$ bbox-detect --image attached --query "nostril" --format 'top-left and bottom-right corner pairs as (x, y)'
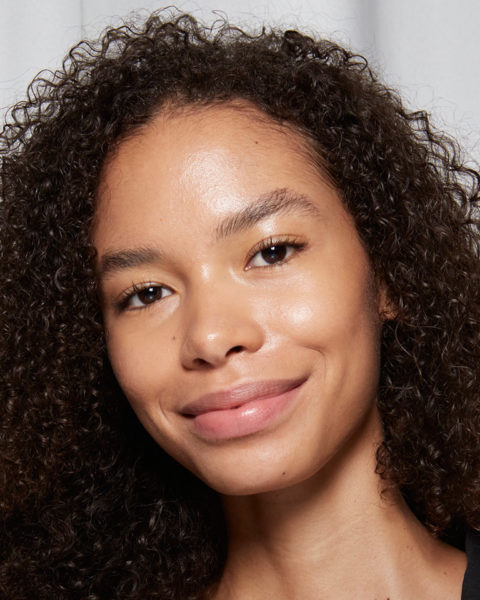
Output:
(186, 344), (249, 370)
(192, 357), (210, 368)
(227, 345), (244, 356)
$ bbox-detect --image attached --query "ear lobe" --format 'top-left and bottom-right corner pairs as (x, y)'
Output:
(377, 284), (397, 321)
(380, 303), (397, 321)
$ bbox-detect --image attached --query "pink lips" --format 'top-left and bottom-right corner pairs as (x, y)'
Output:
(181, 378), (305, 440)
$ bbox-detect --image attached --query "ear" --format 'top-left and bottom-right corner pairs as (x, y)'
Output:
(377, 281), (397, 321)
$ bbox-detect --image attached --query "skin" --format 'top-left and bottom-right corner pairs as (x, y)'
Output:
(93, 102), (466, 599)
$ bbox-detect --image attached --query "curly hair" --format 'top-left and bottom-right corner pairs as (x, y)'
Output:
(1, 9), (480, 599)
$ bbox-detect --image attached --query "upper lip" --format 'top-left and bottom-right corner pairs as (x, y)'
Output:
(181, 377), (306, 416)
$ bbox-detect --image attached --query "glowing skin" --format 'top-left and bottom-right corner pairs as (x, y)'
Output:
(93, 104), (466, 600)
(94, 104), (384, 495)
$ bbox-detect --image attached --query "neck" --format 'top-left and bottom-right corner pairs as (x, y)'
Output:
(213, 411), (465, 600)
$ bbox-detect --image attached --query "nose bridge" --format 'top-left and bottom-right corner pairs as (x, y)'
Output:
(180, 272), (263, 368)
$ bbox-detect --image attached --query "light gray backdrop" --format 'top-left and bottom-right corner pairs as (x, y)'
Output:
(1, 0), (479, 162)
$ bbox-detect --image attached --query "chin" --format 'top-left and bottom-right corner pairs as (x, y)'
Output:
(205, 474), (298, 497)
(189, 452), (319, 497)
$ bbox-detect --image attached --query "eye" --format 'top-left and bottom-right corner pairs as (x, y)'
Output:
(119, 284), (173, 311)
(247, 237), (305, 269)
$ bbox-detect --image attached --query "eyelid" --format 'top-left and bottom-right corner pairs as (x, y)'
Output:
(115, 281), (173, 312)
(245, 235), (307, 269)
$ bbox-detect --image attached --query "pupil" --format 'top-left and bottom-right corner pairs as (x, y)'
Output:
(140, 286), (160, 303)
(261, 245), (287, 264)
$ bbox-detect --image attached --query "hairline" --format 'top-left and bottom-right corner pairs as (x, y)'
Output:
(98, 96), (336, 194)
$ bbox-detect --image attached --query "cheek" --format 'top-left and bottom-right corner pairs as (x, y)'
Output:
(266, 259), (382, 407)
(264, 258), (379, 348)
(105, 321), (177, 408)
(105, 325), (195, 464)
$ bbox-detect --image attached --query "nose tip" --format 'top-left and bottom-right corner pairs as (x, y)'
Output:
(180, 314), (264, 370)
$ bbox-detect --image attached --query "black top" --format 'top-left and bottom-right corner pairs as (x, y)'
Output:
(462, 528), (480, 599)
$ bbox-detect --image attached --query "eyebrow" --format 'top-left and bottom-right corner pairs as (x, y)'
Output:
(98, 246), (164, 281)
(215, 187), (321, 240)
(98, 187), (321, 280)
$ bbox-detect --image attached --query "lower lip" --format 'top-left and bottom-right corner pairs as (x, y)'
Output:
(189, 383), (304, 441)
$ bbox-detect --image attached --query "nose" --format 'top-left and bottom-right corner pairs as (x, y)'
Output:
(180, 287), (264, 370)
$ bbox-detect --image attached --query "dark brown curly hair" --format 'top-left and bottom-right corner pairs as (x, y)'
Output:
(1, 9), (480, 600)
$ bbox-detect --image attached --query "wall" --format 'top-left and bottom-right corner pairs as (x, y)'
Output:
(1, 0), (479, 161)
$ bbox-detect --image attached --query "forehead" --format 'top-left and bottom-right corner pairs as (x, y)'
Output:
(93, 102), (338, 249)
(98, 101), (321, 194)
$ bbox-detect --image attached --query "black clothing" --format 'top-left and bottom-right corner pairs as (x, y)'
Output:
(462, 528), (480, 599)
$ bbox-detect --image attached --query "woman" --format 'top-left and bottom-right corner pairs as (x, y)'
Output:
(1, 9), (480, 600)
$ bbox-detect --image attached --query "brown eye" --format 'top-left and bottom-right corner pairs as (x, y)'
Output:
(249, 243), (295, 268)
(123, 285), (173, 310)
(261, 245), (288, 264)
(138, 286), (165, 304)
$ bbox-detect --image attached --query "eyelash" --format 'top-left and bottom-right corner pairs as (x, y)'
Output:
(246, 235), (306, 269)
(116, 235), (306, 312)
(116, 281), (173, 312)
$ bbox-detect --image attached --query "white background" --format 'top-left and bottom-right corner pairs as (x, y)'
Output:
(1, 0), (479, 162)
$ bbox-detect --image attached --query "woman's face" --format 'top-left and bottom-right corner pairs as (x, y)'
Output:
(93, 103), (385, 495)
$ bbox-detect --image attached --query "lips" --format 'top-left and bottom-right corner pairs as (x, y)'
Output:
(181, 377), (306, 440)
(182, 377), (306, 416)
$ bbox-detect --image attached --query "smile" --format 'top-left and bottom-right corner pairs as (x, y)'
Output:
(181, 377), (306, 440)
